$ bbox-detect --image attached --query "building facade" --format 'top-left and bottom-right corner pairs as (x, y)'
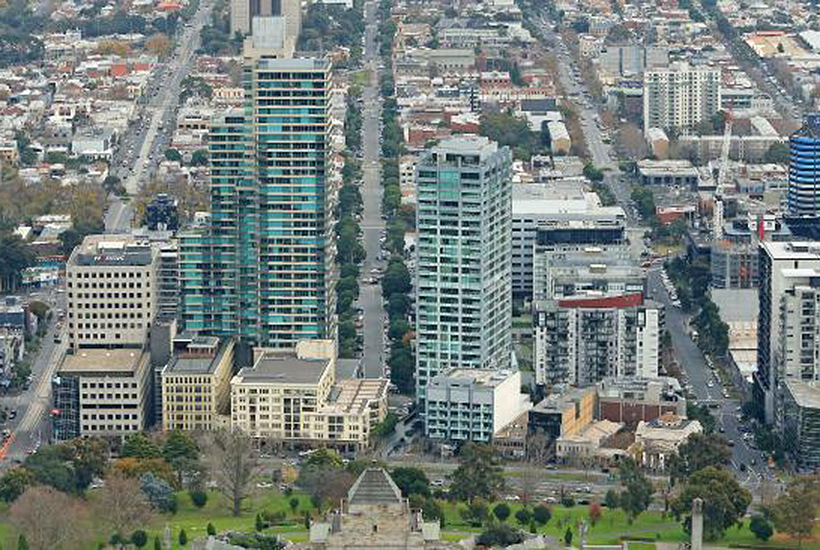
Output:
(425, 369), (531, 443)
(786, 115), (820, 218)
(534, 295), (662, 387)
(231, 340), (388, 451)
(532, 248), (644, 303)
(415, 136), (513, 408)
(643, 63), (720, 133)
(528, 386), (597, 441)
(66, 235), (158, 351)
(180, 46), (337, 352)
(782, 380), (820, 471)
(755, 242), (820, 424)
(511, 181), (626, 299)
(52, 349), (152, 440)
(230, 0), (301, 39)
(711, 241), (759, 289)
(596, 376), (686, 424)
(161, 335), (235, 431)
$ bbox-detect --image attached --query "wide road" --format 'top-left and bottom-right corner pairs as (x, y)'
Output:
(125, 0), (212, 194)
(358, 0), (387, 379)
(646, 268), (775, 494)
(104, 198), (133, 234)
(534, 10), (776, 496)
(0, 287), (66, 466)
(534, 16), (639, 226)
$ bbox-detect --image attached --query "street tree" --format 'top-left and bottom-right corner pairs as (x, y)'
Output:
(449, 443), (505, 503)
(162, 430), (201, 487)
(515, 508), (532, 526)
(618, 460), (654, 523)
(164, 149), (182, 162)
(770, 476), (820, 548)
(460, 501), (490, 527)
(131, 530), (148, 549)
(62, 436), (109, 491)
(749, 515), (773, 541)
(615, 122), (648, 159)
(670, 467), (752, 541)
(390, 467), (430, 497)
(139, 472), (177, 513)
(493, 503), (511, 522)
(191, 149), (208, 166)
(604, 489), (619, 509)
(381, 258), (411, 298)
(95, 473), (154, 541)
(589, 503), (602, 527)
(0, 233), (34, 292)
(0, 468), (34, 502)
(146, 33), (171, 58)
(667, 433), (731, 484)
(10, 486), (91, 550)
(207, 429), (261, 516)
(533, 504), (551, 526)
(121, 433), (162, 459)
(298, 467), (354, 511)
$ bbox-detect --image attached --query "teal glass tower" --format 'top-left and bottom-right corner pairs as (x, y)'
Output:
(414, 136), (513, 409)
(180, 39), (336, 350)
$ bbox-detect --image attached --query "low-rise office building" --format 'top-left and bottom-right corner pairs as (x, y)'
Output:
(161, 335), (235, 432)
(528, 386), (597, 441)
(637, 160), (700, 188)
(556, 419), (622, 462)
(425, 369), (532, 443)
(596, 377), (686, 424)
(231, 340), (388, 451)
(52, 348), (152, 441)
(711, 240), (759, 289)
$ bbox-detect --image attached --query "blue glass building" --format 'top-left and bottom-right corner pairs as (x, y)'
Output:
(180, 41), (336, 351)
(787, 115), (820, 218)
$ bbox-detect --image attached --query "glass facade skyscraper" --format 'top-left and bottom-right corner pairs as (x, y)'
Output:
(180, 52), (336, 351)
(787, 115), (820, 218)
(414, 136), (513, 409)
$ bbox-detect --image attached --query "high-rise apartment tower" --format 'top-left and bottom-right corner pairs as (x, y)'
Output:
(414, 136), (513, 409)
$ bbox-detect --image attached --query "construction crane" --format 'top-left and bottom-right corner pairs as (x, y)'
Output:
(713, 112), (733, 241)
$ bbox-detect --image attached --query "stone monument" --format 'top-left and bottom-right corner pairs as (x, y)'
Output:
(691, 498), (703, 550)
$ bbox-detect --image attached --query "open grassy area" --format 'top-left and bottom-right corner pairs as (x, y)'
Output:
(4, 488), (820, 549)
(137, 490), (313, 549)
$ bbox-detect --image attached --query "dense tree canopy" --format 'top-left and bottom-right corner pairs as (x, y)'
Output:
(670, 467), (752, 541)
(449, 444), (505, 503)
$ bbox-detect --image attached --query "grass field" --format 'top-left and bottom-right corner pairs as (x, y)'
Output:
(4, 489), (820, 549)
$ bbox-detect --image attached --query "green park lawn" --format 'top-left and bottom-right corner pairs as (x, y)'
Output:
(139, 490), (313, 549)
(4, 488), (820, 550)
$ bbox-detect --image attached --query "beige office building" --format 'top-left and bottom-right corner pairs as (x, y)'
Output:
(56, 348), (152, 437)
(231, 340), (388, 451)
(66, 235), (158, 351)
(162, 335), (235, 431)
